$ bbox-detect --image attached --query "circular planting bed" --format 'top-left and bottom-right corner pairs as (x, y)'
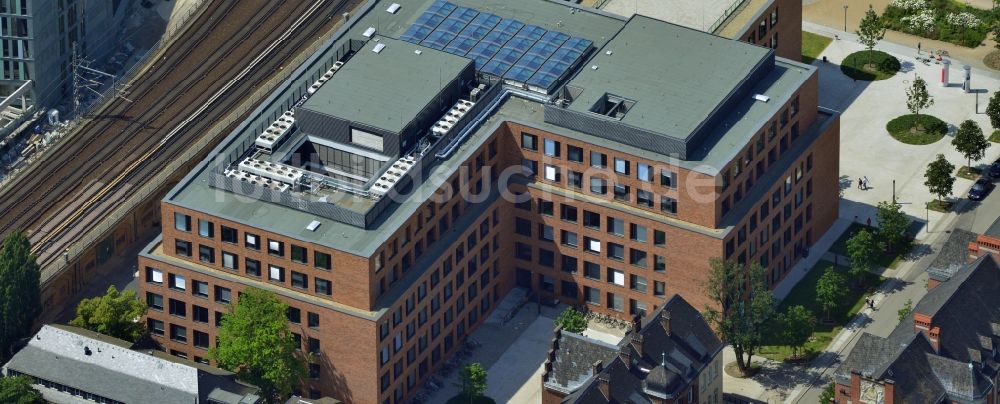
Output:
(986, 50), (1000, 71)
(841, 50), (901, 81)
(886, 114), (948, 145)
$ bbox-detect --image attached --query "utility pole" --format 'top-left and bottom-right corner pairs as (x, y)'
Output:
(71, 42), (132, 119)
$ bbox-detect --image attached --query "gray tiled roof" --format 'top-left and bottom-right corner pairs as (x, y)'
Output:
(835, 255), (1000, 401)
(546, 295), (722, 403)
(927, 229), (976, 281)
(1, 325), (259, 404)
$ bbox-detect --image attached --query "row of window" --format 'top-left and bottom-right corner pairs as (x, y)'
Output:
(173, 213), (333, 270)
(526, 161), (680, 214)
(515, 201), (669, 245)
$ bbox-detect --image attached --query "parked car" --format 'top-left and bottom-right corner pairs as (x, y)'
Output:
(989, 158), (1000, 178)
(969, 178), (994, 201)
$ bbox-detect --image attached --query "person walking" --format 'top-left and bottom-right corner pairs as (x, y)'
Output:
(863, 176), (870, 190)
(867, 217), (872, 227)
(918, 42), (922, 54)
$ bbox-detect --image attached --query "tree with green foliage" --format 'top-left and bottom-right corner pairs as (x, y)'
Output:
(69, 285), (147, 342)
(554, 308), (587, 333)
(953, 120), (989, 170)
(924, 154), (956, 204)
(816, 267), (848, 322)
(775, 305), (815, 360)
(209, 288), (306, 403)
(704, 258), (774, 376)
(0, 375), (42, 404)
(820, 382), (836, 403)
(905, 76), (933, 120)
(876, 201), (909, 253)
(846, 229), (876, 283)
(0, 231), (41, 362)
(898, 299), (913, 323)
(856, 5), (887, 66)
(986, 92), (1000, 130)
(458, 363), (488, 403)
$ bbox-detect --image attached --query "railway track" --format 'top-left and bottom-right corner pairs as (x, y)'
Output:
(0, 0), (358, 266)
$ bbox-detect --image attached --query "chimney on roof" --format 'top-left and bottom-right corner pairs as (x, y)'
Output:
(619, 349), (632, 371)
(631, 334), (644, 358)
(661, 311), (672, 336)
(884, 379), (895, 402)
(631, 314), (642, 334)
(597, 375), (610, 400)
(591, 360), (603, 376)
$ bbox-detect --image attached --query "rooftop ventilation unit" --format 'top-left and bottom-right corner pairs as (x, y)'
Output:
(429, 99), (475, 138)
(225, 168), (291, 192)
(306, 220), (321, 231)
(372, 43), (386, 53)
(255, 111), (296, 152)
(387, 3), (401, 13)
(372, 155), (417, 196)
(238, 157), (304, 185)
(363, 27), (377, 38)
(752, 94), (770, 103)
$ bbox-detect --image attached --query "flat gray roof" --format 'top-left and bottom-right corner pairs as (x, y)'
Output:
(564, 14), (771, 143)
(601, 0), (735, 32)
(165, 0), (816, 255)
(300, 37), (471, 135)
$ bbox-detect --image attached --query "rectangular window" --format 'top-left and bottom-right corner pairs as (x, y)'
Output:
(607, 243), (625, 260)
(291, 271), (308, 289)
(169, 274), (186, 291)
(149, 319), (164, 336)
(215, 286), (231, 304)
(585, 286), (601, 305)
(584, 261), (601, 279)
(175, 239), (192, 257)
(608, 268), (625, 286)
(584, 237), (601, 254)
(222, 252), (237, 270)
(614, 158), (629, 175)
(660, 196), (677, 214)
(630, 224), (647, 242)
(515, 217), (532, 236)
(245, 233), (260, 250)
(170, 325), (187, 343)
(630, 249), (647, 268)
(543, 165), (560, 182)
(146, 292), (163, 310)
(174, 213), (191, 232)
(521, 132), (537, 151)
(560, 204), (578, 223)
(539, 224), (554, 241)
(221, 226), (237, 244)
(654, 281), (666, 296)
(607, 293), (624, 312)
(561, 230), (578, 247)
(654, 230), (666, 247)
(193, 280), (209, 298)
(567, 145), (583, 162)
(584, 210), (601, 229)
(146, 267), (163, 285)
(308, 312), (320, 328)
(638, 163), (652, 182)
(287, 307), (301, 323)
(198, 220), (214, 238)
(568, 171), (583, 188)
(637, 190), (653, 208)
(198, 245), (215, 264)
(193, 305), (209, 323)
(660, 170), (676, 188)
(269, 265), (285, 282)
(607, 217), (625, 236)
(315, 278), (332, 296)
(268, 239), (284, 256)
(613, 183), (629, 201)
(315, 251), (332, 270)
(543, 139), (560, 157)
(561, 255), (578, 274)
(654, 254), (666, 272)
(522, 159), (537, 176)
(291, 245), (308, 264)
(246, 258), (261, 277)
(590, 151), (607, 168)
(630, 274), (648, 293)
(515, 242), (532, 261)
(590, 177), (607, 195)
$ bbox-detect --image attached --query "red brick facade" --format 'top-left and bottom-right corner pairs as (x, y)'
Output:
(736, 0), (803, 62)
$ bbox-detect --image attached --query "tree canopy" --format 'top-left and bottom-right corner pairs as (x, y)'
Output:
(952, 120), (989, 169)
(0, 375), (42, 404)
(846, 229), (876, 281)
(774, 305), (815, 360)
(209, 288), (306, 403)
(0, 231), (41, 362)
(987, 92), (1000, 129)
(69, 285), (147, 342)
(458, 363), (488, 401)
(554, 308), (587, 333)
(703, 258), (774, 376)
(876, 201), (909, 253)
(816, 267), (848, 321)
(856, 5), (886, 64)
(924, 154), (955, 203)
(905, 76), (933, 118)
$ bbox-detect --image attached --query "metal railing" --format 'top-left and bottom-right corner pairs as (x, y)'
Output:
(709, 0), (750, 34)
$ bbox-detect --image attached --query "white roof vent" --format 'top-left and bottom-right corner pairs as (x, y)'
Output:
(752, 94), (770, 103)
(387, 3), (401, 13)
(373, 43), (387, 53)
(591, 65), (598, 70)
(414, 49), (423, 55)
(306, 220), (321, 231)
(605, 50), (613, 55)
(363, 27), (377, 38)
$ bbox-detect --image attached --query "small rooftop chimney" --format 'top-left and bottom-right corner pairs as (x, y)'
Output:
(597, 375), (610, 400)
(661, 311), (672, 336)
(591, 360), (603, 376)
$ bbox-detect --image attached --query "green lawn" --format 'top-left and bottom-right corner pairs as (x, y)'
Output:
(886, 114), (948, 145)
(841, 50), (900, 81)
(802, 32), (833, 64)
(828, 223), (910, 270)
(926, 200), (952, 213)
(956, 166), (982, 181)
(759, 261), (883, 363)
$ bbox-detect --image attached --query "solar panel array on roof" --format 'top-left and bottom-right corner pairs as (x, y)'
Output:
(399, 1), (592, 93)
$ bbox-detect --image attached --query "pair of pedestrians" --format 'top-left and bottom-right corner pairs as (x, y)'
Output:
(858, 176), (870, 190)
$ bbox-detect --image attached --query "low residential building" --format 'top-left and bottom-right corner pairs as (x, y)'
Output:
(833, 254), (1000, 403)
(1, 324), (261, 404)
(542, 295), (723, 404)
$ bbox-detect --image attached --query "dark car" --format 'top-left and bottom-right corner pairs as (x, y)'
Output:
(969, 178), (994, 201)
(990, 159), (1000, 178)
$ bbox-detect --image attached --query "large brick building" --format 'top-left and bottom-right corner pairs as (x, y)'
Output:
(137, 0), (840, 403)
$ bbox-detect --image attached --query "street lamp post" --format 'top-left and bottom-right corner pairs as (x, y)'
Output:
(843, 5), (849, 32)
